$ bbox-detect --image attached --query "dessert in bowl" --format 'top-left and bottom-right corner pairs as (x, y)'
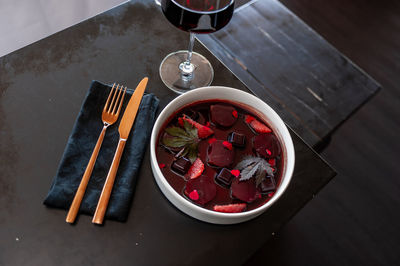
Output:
(150, 86), (295, 224)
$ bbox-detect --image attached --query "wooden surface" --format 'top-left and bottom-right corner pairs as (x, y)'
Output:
(198, 0), (380, 149)
(245, 0), (400, 265)
(0, 0), (335, 265)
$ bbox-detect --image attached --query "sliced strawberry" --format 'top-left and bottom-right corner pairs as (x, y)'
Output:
(213, 203), (247, 213)
(187, 158), (204, 179)
(250, 119), (272, 134)
(245, 115), (271, 133)
(182, 115), (214, 139)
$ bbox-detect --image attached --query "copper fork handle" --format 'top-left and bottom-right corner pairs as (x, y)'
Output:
(66, 124), (109, 223)
(92, 138), (126, 224)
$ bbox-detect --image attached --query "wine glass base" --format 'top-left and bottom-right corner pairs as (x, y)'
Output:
(159, 50), (214, 94)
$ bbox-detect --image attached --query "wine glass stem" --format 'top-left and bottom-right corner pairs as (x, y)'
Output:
(180, 32), (196, 79)
(186, 32), (195, 65)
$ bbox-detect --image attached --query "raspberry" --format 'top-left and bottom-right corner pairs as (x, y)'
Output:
(232, 110), (238, 118)
(222, 141), (233, 150)
(230, 169), (240, 177)
(189, 190), (199, 201)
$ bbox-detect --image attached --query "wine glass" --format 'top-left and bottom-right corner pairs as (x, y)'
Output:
(159, 0), (235, 94)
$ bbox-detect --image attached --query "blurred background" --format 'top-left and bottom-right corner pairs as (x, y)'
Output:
(0, 0), (127, 57)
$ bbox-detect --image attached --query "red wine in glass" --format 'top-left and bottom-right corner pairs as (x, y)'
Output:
(159, 0), (235, 94)
(161, 0), (235, 33)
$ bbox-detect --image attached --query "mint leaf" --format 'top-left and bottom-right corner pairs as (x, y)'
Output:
(162, 136), (191, 148)
(240, 162), (260, 181)
(183, 119), (198, 139)
(261, 162), (274, 177)
(255, 168), (266, 187)
(187, 143), (198, 163)
(165, 126), (190, 138)
(235, 155), (263, 170)
(162, 116), (201, 162)
(235, 155), (274, 183)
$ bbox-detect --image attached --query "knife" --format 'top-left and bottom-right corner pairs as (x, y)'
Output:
(92, 77), (148, 224)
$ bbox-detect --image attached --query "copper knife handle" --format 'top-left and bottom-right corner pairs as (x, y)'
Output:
(92, 139), (126, 224)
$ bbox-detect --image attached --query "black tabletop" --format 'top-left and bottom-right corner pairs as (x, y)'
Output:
(0, 0), (335, 265)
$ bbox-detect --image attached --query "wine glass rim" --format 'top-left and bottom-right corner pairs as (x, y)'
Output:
(170, 0), (235, 14)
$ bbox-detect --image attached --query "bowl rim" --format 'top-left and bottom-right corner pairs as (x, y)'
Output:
(150, 86), (295, 220)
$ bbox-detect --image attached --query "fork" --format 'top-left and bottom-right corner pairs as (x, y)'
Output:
(66, 83), (127, 223)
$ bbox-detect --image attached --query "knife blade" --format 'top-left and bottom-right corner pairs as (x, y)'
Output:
(92, 77), (148, 224)
(119, 77), (148, 139)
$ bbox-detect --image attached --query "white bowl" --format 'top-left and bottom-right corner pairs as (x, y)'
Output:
(150, 86), (295, 224)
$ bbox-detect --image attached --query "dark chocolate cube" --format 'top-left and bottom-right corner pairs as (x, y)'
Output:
(171, 157), (191, 175)
(259, 176), (276, 194)
(215, 168), (234, 187)
(228, 132), (246, 147)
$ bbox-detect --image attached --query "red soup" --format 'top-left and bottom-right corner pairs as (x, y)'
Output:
(156, 100), (283, 213)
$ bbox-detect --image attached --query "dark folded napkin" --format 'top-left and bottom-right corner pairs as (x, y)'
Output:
(44, 80), (159, 221)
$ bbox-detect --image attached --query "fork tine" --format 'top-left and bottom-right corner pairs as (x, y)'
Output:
(114, 86), (127, 116)
(104, 83), (116, 112)
(111, 84), (124, 114)
(108, 84), (120, 113)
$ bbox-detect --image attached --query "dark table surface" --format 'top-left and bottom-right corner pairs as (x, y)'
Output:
(198, 0), (380, 149)
(0, 0), (335, 265)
